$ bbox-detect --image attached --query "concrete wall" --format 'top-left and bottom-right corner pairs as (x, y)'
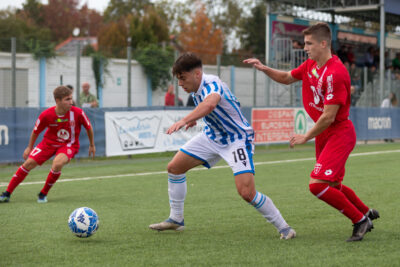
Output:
(0, 52), (293, 108)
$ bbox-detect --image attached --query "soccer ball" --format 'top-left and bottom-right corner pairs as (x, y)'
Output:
(68, 207), (99, 238)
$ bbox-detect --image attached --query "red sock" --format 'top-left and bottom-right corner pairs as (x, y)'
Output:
(6, 166), (30, 194)
(334, 184), (369, 215)
(40, 169), (61, 195)
(309, 183), (364, 224)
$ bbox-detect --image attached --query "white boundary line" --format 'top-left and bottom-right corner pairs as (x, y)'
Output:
(1, 149), (399, 187)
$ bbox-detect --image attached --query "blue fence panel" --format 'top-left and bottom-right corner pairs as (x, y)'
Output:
(1, 107), (399, 164)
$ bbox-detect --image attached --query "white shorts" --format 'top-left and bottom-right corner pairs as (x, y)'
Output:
(180, 133), (255, 176)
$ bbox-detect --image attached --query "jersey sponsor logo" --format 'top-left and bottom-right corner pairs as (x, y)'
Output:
(311, 68), (319, 79)
(57, 129), (70, 140)
(313, 163), (322, 174)
(308, 102), (324, 112)
(326, 94), (334, 100)
(327, 74), (333, 93)
(310, 86), (320, 104)
(56, 118), (69, 123)
(324, 169), (333, 176)
(34, 119), (40, 131)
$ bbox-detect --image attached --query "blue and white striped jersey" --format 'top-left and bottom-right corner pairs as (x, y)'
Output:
(190, 73), (254, 145)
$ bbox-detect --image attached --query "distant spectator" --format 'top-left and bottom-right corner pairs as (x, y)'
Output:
(66, 85), (76, 106)
(381, 92), (398, 108)
(292, 40), (302, 49)
(346, 46), (355, 64)
(392, 53), (400, 70)
(367, 65), (377, 84)
(80, 82), (98, 108)
(385, 51), (392, 70)
(337, 45), (348, 63)
(364, 47), (375, 68)
(186, 94), (195, 107)
(165, 84), (183, 106)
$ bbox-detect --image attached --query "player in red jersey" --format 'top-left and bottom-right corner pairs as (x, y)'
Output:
(244, 22), (379, 242)
(0, 86), (95, 203)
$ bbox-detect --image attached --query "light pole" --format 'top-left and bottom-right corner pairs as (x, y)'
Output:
(127, 37), (132, 107)
(73, 27), (81, 107)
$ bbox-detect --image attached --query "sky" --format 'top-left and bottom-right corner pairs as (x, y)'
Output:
(0, 0), (110, 13)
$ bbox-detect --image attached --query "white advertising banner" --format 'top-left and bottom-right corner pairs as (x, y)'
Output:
(105, 110), (205, 156)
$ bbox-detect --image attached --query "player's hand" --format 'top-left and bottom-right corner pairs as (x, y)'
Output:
(243, 58), (266, 71)
(166, 120), (187, 134)
(23, 147), (32, 160)
(289, 134), (308, 148)
(185, 121), (197, 130)
(88, 145), (96, 159)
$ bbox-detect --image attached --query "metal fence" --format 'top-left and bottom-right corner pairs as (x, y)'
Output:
(0, 37), (399, 109)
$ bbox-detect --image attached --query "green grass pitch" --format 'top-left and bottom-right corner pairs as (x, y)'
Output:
(0, 142), (399, 266)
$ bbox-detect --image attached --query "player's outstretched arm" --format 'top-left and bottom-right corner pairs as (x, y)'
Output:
(166, 93), (220, 135)
(243, 58), (298, 85)
(290, 104), (340, 148)
(23, 131), (39, 160)
(86, 127), (96, 159)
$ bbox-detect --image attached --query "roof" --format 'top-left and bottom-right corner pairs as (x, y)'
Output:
(269, 0), (400, 29)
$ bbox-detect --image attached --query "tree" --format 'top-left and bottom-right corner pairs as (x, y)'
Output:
(0, 10), (52, 53)
(178, 5), (224, 64)
(77, 4), (104, 37)
(134, 44), (174, 91)
(97, 20), (128, 58)
(238, 2), (266, 56)
(130, 5), (169, 49)
(98, 5), (170, 58)
(103, 0), (151, 22)
(41, 0), (81, 42)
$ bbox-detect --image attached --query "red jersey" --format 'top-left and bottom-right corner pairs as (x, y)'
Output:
(33, 106), (91, 147)
(291, 55), (351, 124)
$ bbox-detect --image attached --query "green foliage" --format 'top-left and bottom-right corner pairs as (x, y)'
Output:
(0, 10), (52, 53)
(83, 44), (109, 98)
(25, 39), (56, 59)
(134, 44), (174, 90)
(239, 2), (266, 56)
(103, 0), (151, 22)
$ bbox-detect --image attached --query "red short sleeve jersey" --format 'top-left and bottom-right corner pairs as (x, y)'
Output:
(33, 106), (92, 147)
(291, 55), (351, 123)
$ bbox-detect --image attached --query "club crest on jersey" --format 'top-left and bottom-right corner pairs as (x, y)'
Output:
(70, 120), (75, 128)
(311, 68), (319, 79)
(313, 163), (322, 174)
(57, 129), (70, 140)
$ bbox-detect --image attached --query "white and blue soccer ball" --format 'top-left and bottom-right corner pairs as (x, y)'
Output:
(68, 207), (99, 238)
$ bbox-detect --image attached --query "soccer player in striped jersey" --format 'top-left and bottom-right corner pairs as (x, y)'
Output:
(149, 52), (296, 240)
(244, 22), (379, 242)
(0, 86), (95, 203)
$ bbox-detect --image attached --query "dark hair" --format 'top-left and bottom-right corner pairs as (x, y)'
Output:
(66, 84), (73, 90)
(302, 22), (332, 46)
(172, 52), (202, 76)
(53, 86), (72, 100)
